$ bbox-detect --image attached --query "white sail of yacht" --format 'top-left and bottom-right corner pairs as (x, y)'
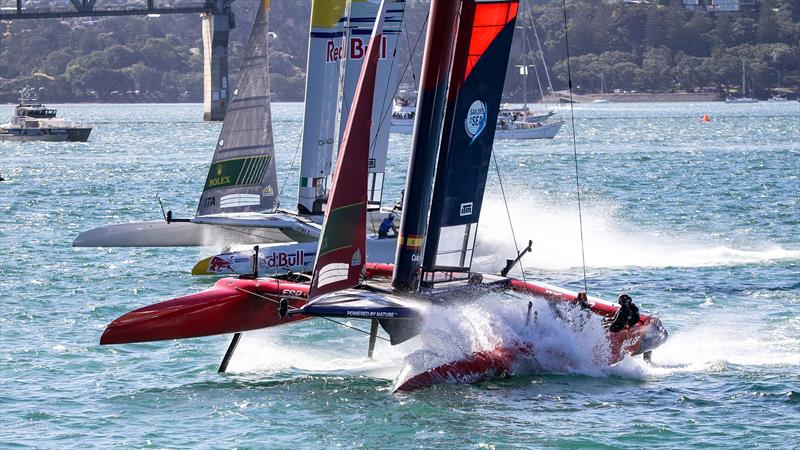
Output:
(339, 0), (406, 209)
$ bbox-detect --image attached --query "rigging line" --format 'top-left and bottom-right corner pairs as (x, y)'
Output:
(402, 15), (420, 86)
(561, 0), (588, 295)
(491, 151), (529, 286)
(368, 5), (408, 160)
(277, 126), (303, 210)
(234, 287), (390, 342)
(530, 15), (555, 99)
(368, 10), (429, 154)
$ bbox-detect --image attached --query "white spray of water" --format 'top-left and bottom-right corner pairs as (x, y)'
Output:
(222, 295), (646, 383)
(644, 312), (800, 375)
(222, 294), (798, 384)
(473, 193), (799, 271)
(398, 294), (648, 383)
(224, 326), (407, 380)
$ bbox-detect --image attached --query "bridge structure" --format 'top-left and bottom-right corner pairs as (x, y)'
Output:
(0, 0), (235, 120)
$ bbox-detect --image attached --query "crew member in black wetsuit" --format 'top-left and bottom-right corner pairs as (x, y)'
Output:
(607, 293), (640, 332)
(575, 291), (591, 309)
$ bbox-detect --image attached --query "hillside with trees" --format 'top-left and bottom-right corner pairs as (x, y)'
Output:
(0, 0), (797, 103)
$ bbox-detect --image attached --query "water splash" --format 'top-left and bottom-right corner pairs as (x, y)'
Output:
(474, 194), (799, 271)
(396, 293), (647, 386)
(645, 313), (800, 375)
(224, 327), (406, 380)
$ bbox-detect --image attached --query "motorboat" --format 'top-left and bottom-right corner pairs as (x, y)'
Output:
(0, 87), (91, 142)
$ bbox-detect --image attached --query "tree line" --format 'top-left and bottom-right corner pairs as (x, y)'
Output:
(1, 0), (797, 103)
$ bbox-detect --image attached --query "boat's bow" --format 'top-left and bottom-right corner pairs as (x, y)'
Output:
(100, 277), (308, 344)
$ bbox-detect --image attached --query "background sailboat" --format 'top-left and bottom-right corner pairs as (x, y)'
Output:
(73, 0), (318, 248)
(496, 0), (564, 139)
(726, 59), (758, 103)
(74, 0), (403, 273)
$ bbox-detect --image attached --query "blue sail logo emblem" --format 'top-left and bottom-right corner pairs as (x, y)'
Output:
(464, 100), (487, 144)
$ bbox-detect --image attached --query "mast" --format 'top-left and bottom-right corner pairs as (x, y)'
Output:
(742, 59), (747, 97)
(521, 0), (527, 109)
(297, 0), (348, 215)
(392, 0), (462, 293)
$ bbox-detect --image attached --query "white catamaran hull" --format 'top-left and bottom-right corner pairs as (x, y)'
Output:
(495, 120), (563, 140)
(390, 118), (414, 134)
(73, 212), (321, 247)
(192, 235), (398, 276)
(190, 208), (399, 274)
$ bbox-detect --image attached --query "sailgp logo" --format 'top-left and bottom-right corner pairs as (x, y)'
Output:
(465, 100), (487, 144)
(460, 202), (473, 216)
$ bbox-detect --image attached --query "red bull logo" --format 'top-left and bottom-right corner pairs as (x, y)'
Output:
(326, 40), (344, 62)
(258, 250), (307, 270)
(208, 256), (233, 273)
(349, 36), (387, 60)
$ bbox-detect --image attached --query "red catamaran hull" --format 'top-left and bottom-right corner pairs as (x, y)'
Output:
(100, 277), (309, 345)
(101, 263), (667, 391)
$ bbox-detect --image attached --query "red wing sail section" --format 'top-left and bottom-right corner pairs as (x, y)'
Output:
(309, 4), (387, 299)
(465, 2), (518, 80)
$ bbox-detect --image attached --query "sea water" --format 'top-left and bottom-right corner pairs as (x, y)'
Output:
(1, 102), (798, 447)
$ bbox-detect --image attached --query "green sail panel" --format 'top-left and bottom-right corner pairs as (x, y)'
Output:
(196, 1), (278, 216)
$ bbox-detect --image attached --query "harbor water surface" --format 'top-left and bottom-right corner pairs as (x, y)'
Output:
(1, 102), (798, 447)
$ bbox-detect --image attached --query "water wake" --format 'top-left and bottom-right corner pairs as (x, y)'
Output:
(645, 313), (800, 374)
(224, 327), (405, 380)
(474, 194), (798, 271)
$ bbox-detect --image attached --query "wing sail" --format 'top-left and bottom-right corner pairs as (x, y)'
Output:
(339, 0), (406, 207)
(197, 1), (278, 216)
(297, 0), (349, 214)
(308, 3), (387, 299)
(422, 0), (519, 273)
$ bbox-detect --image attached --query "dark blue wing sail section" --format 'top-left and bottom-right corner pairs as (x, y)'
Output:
(422, 1), (519, 272)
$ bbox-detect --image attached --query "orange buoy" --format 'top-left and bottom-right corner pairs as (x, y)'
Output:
(702, 114), (711, 122)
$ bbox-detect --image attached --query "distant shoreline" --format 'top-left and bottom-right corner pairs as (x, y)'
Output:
(542, 92), (722, 103)
(0, 92), (730, 105)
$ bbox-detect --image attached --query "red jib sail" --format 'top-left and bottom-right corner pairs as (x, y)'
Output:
(308, 3), (387, 299)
